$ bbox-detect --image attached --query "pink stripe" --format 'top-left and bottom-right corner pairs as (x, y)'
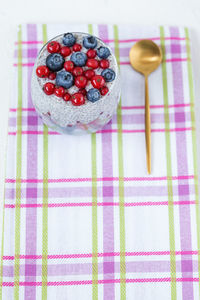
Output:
(10, 108), (35, 112)
(9, 103), (192, 112)
(119, 62), (132, 65)
(2, 277), (199, 287)
(5, 175), (195, 183)
(121, 103), (192, 110)
(98, 127), (193, 133)
(8, 131), (59, 135)
(103, 37), (188, 43)
(4, 200), (196, 209)
(3, 251), (199, 261)
(15, 40), (43, 45)
(13, 63), (34, 67)
(14, 37), (187, 45)
(165, 58), (188, 62)
(7, 127), (194, 135)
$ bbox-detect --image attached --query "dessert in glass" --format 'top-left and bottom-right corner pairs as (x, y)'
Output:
(31, 32), (120, 135)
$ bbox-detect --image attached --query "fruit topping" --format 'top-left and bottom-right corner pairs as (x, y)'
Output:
(97, 46), (110, 59)
(75, 76), (87, 88)
(84, 69), (95, 79)
(48, 72), (56, 80)
(73, 67), (84, 76)
(83, 35), (97, 49)
(63, 33), (76, 47)
(100, 86), (109, 95)
(64, 60), (74, 72)
(70, 51), (87, 67)
(71, 93), (85, 106)
(47, 41), (61, 53)
(43, 82), (55, 95)
(91, 75), (105, 89)
(99, 59), (110, 69)
(60, 46), (71, 57)
(54, 86), (65, 97)
(46, 53), (65, 72)
(39, 33), (116, 104)
(87, 88), (101, 102)
(87, 49), (97, 58)
(73, 43), (82, 52)
(86, 58), (99, 69)
(101, 68), (116, 82)
(56, 70), (74, 89)
(63, 93), (71, 101)
(36, 65), (50, 78)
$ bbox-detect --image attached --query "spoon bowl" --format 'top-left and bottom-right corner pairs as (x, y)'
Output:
(129, 40), (162, 76)
(129, 40), (162, 174)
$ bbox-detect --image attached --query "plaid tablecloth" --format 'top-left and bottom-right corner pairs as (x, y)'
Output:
(0, 23), (200, 300)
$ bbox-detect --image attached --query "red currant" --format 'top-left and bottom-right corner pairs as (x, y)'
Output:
(71, 93), (85, 106)
(47, 41), (61, 53)
(79, 88), (87, 96)
(87, 49), (96, 58)
(73, 43), (82, 52)
(99, 59), (110, 69)
(84, 69), (95, 79)
(64, 61), (74, 72)
(48, 72), (56, 80)
(54, 86), (65, 97)
(60, 46), (71, 57)
(43, 82), (55, 95)
(36, 66), (50, 78)
(91, 75), (105, 89)
(86, 58), (99, 69)
(75, 76), (87, 88)
(63, 93), (71, 101)
(100, 86), (109, 95)
(73, 67), (83, 76)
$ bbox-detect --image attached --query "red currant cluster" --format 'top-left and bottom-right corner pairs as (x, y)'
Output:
(36, 40), (110, 106)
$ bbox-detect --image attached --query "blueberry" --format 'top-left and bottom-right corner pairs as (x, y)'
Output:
(56, 70), (74, 89)
(70, 51), (87, 67)
(46, 53), (65, 72)
(63, 33), (76, 47)
(101, 68), (116, 82)
(87, 88), (101, 103)
(83, 35), (97, 49)
(97, 46), (110, 59)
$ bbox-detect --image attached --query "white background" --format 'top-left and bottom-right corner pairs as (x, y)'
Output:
(0, 0), (200, 239)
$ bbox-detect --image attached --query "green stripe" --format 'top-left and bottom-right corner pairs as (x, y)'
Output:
(88, 24), (93, 35)
(185, 27), (200, 295)
(13, 24), (23, 300)
(42, 24), (49, 300)
(91, 133), (98, 300)
(160, 26), (177, 300)
(88, 24), (98, 300)
(42, 24), (47, 44)
(114, 24), (126, 300)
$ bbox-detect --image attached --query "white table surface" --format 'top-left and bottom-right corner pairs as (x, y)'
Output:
(1, 0), (200, 242)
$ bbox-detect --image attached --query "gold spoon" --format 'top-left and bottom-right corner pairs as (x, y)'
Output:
(129, 40), (162, 174)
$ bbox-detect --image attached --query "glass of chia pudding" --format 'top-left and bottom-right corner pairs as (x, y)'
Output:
(31, 32), (121, 135)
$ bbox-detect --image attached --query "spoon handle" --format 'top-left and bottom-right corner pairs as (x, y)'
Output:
(145, 75), (151, 174)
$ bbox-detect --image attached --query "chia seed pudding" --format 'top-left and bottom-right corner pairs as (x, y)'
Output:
(31, 32), (121, 135)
